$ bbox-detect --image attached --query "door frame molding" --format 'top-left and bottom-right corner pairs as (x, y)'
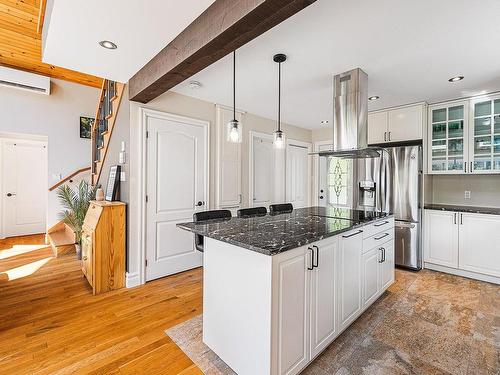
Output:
(248, 130), (274, 207)
(0, 134), (48, 239)
(286, 138), (312, 207)
(313, 140), (332, 206)
(135, 107), (210, 286)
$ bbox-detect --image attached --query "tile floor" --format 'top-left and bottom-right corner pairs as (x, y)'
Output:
(304, 269), (499, 375)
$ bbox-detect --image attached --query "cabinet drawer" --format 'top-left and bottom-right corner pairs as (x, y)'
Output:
(363, 230), (394, 253)
(363, 218), (394, 239)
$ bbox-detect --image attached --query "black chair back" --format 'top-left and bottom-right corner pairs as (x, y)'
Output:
(193, 209), (232, 252)
(237, 207), (267, 218)
(269, 203), (293, 215)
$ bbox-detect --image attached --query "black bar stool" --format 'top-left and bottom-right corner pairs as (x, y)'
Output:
(193, 209), (232, 252)
(269, 203), (293, 215)
(237, 207), (267, 218)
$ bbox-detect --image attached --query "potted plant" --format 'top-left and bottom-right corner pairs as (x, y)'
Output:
(57, 181), (97, 259)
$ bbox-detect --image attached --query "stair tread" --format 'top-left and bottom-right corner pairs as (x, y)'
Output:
(48, 230), (75, 247)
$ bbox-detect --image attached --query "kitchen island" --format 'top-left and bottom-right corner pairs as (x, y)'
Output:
(178, 207), (395, 375)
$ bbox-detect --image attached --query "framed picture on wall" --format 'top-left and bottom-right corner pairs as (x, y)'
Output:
(80, 116), (95, 139)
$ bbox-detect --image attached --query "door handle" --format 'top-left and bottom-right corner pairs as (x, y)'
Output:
(196, 201), (205, 207)
(382, 247), (386, 262)
(307, 247), (314, 270)
(378, 247), (384, 263)
(460, 213), (463, 225)
(312, 245), (319, 268)
(454, 213), (457, 225)
(6, 193), (16, 197)
(319, 195), (324, 199)
(388, 132), (391, 141)
(342, 229), (363, 238)
(374, 233), (389, 241)
(384, 132), (387, 142)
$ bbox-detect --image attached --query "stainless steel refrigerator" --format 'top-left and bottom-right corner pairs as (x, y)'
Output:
(355, 144), (422, 270)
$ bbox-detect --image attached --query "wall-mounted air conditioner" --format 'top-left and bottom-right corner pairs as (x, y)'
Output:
(0, 66), (51, 95)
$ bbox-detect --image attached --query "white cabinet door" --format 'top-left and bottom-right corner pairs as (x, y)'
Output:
(379, 241), (395, 291)
(310, 238), (338, 358)
(361, 247), (380, 308)
(424, 210), (459, 268)
(337, 229), (363, 332)
(367, 111), (388, 145)
(387, 104), (424, 142)
(459, 213), (500, 277)
(216, 106), (242, 209)
(274, 247), (310, 375)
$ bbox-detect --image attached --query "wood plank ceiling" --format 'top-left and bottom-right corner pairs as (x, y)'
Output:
(0, 0), (102, 88)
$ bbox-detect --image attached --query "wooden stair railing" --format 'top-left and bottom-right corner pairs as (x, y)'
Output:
(48, 167), (91, 191)
(91, 79), (125, 186)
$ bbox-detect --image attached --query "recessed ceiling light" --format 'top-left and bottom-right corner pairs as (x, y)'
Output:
(99, 40), (117, 50)
(448, 76), (464, 82)
(188, 81), (202, 89)
(321, 120), (329, 125)
(368, 96), (380, 101)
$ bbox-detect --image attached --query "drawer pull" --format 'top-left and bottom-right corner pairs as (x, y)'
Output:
(374, 233), (390, 241)
(374, 220), (389, 227)
(342, 229), (363, 238)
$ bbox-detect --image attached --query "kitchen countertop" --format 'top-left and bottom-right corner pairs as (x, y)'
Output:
(177, 207), (393, 256)
(424, 204), (500, 216)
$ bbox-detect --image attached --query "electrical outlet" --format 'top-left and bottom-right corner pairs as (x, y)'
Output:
(465, 190), (471, 199)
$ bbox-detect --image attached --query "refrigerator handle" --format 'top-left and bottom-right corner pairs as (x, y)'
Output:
(453, 213), (456, 225)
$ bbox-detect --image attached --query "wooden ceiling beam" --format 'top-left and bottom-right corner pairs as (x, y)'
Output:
(129, 0), (317, 103)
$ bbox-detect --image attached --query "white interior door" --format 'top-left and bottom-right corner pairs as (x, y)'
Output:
(252, 135), (275, 208)
(317, 143), (332, 207)
(145, 113), (207, 281)
(286, 143), (310, 208)
(1, 139), (47, 237)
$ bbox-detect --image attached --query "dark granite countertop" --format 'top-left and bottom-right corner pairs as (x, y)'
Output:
(424, 204), (500, 216)
(177, 207), (393, 256)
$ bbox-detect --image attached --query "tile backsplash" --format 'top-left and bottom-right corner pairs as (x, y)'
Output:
(429, 174), (500, 208)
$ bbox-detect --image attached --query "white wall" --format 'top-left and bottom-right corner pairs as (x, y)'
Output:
(0, 78), (99, 227)
(127, 91), (312, 285)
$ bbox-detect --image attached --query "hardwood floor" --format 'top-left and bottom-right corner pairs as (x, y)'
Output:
(0, 234), (203, 375)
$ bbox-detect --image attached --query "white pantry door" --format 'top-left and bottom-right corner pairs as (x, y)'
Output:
(1, 139), (47, 237)
(286, 143), (310, 208)
(252, 135), (275, 208)
(145, 113), (207, 281)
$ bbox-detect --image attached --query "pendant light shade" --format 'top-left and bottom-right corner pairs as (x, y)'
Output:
(227, 50), (242, 143)
(273, 53), (287, 149)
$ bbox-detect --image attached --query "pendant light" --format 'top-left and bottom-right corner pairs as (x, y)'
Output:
(227, 50), (242, 143)
(273, 53), (287, 149)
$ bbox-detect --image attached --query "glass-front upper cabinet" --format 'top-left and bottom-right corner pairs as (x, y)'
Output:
(428, 101), (468, 173)
(470, 95), (500, 173)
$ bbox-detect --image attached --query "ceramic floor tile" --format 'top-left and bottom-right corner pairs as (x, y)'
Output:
(336, 335), (452, 375)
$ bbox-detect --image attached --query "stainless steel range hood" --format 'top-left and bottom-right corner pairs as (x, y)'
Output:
(316, 68), (383, 158)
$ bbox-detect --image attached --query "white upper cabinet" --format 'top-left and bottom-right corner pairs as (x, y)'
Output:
(367, 111), (388, 144)
(215, 105), (243, 209)
(428, 101), (469, 174)
(428, 93), (500, 175)
(469, 95), (500, 174)
(368, 103), (425, 145)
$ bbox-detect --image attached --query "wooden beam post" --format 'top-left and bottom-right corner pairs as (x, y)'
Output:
(129, 0), (317, 103)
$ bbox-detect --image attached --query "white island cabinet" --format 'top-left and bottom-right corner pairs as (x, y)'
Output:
(202, 218), (394, 375)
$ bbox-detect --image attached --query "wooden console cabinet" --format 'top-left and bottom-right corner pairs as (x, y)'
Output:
(82, 201), (126, 295)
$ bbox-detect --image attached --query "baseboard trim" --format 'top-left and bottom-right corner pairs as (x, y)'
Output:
(424, 262), (500, 285)
(126, 272), (141, 288)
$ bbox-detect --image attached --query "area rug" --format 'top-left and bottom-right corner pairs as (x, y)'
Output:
(165, 315), (236, 375)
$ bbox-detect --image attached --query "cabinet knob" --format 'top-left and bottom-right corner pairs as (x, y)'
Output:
(83, 256), (88, 261)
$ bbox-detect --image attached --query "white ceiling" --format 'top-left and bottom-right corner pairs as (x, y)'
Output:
(173, 0), (500, 129)
(42, 0), (215, 83)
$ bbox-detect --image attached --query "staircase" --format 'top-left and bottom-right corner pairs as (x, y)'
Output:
(91, 79), (125, 186)
(46, 79), (124, 257)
